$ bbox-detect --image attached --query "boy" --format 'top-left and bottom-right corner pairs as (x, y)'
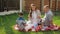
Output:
(41, 5), (53, 30)
(16, 12), (26, 31)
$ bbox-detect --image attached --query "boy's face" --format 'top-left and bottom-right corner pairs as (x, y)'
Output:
(43, 7), (49, 13)
(19, 15), (23, 17)
(18, 13), (23, 17)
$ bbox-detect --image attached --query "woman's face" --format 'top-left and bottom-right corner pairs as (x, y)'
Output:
(31, 6), (36, 11)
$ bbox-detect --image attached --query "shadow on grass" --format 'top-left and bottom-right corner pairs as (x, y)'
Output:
(0, 16), (6, 27)
(20, 31), (41, 34)
(20, 32), (31, 34)
(54, 30), (60, 34)
(42, 31), (54, 34)
(4, 25), (14, 34)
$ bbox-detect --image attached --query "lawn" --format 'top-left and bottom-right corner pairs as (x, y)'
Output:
(0, 13), (60, 34)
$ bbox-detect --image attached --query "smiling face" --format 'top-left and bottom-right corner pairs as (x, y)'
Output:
(30, 4), (36, 11)
(31, 6), (36, 11)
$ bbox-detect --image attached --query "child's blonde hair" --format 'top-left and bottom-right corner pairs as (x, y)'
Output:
(43, 5), (50, 9)
(29, 3), (37, 17)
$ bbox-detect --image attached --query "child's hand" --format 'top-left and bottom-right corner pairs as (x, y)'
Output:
(23, 24), (28, 26)
(37, 16), (40, 18)
(14, 24), (19, 30)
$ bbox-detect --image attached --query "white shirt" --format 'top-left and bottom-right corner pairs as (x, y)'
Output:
(42, 10), (53, 25)
(31, 10), (41, 23)
(44, 10), (53, 21)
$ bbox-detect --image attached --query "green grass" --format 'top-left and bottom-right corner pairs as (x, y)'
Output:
(0, 13), (60, 34)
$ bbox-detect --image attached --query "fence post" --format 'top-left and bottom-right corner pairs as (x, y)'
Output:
(56, 0), (58, 11)
(41, 0), (44, 11)
(50, 0), (52, 9)
(20, 0), (22, 12)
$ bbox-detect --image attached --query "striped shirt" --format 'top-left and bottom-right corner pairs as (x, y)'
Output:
(16, 17), (26, 29)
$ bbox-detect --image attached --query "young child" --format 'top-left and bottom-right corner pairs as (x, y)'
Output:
(16, 12), (26, 31)
(41, 5), (53, 30)
(28, 3), (41, 31)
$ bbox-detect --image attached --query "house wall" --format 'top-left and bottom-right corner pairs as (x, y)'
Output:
(25, 0), (60, 11)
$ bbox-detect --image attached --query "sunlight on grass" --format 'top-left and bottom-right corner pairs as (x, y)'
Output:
(0, 27), (6, 34)
(0, 13), (60, 34)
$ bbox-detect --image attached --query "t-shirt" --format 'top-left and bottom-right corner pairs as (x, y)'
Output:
(16, 17), (25, 29)
(31, 10), (41, 23)
(42, 10), (53, 26)
(16, 17), (25, 24)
